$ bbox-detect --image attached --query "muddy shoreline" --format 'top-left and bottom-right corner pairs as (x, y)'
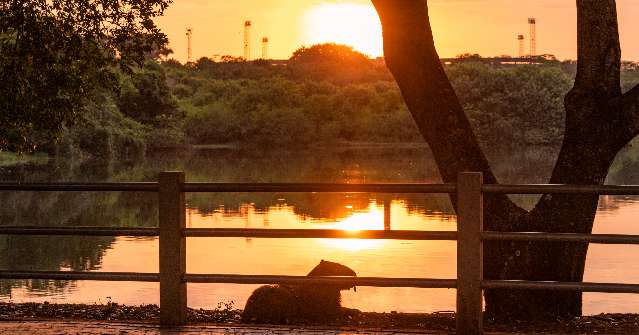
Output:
(1, 302), (638, 333)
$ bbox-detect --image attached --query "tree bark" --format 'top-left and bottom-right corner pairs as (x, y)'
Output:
(372, 0), (638, 321)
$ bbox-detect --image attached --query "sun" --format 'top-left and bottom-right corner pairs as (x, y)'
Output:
(303, 3), (383, 58)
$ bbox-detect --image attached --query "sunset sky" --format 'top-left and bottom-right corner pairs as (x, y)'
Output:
(155, 0), (639, 63)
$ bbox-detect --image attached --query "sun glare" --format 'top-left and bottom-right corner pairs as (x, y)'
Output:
(321, 202), (386, 251)
(303, 3), (383, 58)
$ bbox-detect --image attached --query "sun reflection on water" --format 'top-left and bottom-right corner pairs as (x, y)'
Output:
(321, 202), (386, 251)
(187, 199), (456, 252)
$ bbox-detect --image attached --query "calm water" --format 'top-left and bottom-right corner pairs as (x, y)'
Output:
(1, 146), (639, 314)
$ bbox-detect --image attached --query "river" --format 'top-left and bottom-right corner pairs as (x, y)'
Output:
(1, 145), (639, 314)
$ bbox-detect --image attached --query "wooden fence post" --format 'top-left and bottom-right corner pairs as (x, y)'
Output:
(384, 199), (391, 231)
(456, 172), (484, 335)
(159, 171), (187, 326)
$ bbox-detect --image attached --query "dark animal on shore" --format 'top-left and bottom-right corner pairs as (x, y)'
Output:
(241, 260), (357, 324)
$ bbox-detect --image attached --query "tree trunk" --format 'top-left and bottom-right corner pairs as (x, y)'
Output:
(372, 0), (639, 321)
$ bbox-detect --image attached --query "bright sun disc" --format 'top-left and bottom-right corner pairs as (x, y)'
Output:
(303, 3), (383, 58)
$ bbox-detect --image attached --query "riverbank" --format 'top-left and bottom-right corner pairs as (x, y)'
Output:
(1, 302), (638, 334)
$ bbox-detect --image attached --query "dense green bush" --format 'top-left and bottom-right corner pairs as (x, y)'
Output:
(117, 61), (182, 125)
(180, 75), (418, 146)
(59, 92), (148, 161)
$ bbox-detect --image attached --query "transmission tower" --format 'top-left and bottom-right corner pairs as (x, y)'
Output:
(262, 37), (269, 59)
(528, 18), (537, 57)
(518, 35), (525, 58)
(186, 28), (193, 63)
(244, 21), (252, 60)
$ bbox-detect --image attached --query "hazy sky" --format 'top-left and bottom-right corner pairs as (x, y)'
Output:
(155, 0), (639, 63)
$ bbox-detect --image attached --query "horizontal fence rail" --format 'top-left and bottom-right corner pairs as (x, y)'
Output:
(482, 280), (639, 293)
(2, 172), (639, 333)
(0, 182), (158, 192)
(0, 226), (159, 236)
(482, 231), (639, 244)
(184, 274), (457, 288)
(182, 182), (456, 193)
(5, 181), (639, 195)
(183, 228), (457, 240)
(483, 184), (639, 195)
(0, 271), (159, 282)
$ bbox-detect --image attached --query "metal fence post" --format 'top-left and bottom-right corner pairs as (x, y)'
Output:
(456, 172), (484, 335)
(159, 171), (187, 325)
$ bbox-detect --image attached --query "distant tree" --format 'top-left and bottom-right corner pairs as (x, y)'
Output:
(455, 53), (483, 60)
(290, 43), (371, 64)
(161, 58), (184, 69)
(373, 0), (639, 321)
(220, 55), (246, 63)
(117, 62), (181, 125)
(0, 0), (171, 152)
(288, 43), (383, 83)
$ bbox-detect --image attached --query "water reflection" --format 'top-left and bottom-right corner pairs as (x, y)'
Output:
(1, 146), (639, 314)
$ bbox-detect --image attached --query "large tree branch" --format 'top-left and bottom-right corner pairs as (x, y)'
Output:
(371, 0), (522, 227)
(571, 0), (621, 95)
(371, 1), (492, 182)
(532, 0), (623, 228)
(549, 0), (622, 185)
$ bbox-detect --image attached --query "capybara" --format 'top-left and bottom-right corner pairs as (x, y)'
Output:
(241, 260), (357, 324)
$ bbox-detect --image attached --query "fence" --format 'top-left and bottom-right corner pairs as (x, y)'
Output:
(2, 171), (639, 334)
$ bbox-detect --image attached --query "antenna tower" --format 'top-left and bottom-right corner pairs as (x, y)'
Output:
(244, 21), (252, 60)
(528, 18), (537, 57)
(186, 28), (193, 63)
(262, 37), (269, 59)
(518, 35), (525, 58)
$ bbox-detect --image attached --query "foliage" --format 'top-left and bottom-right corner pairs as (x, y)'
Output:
(63, 91), (148, 161)
(117, 61), (181, 125)
(0, 152), (48, 167)
(168, 58), (577, 150)
(448, 63), (572, 147)
(288, 43), (390, 83)
(178, 75), (418, 146)
(0, 0), (171, 152)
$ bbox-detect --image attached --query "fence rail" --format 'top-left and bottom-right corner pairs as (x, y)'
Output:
(183, 182), (456, 193)
(1, 172), (639, 334)
(183, 228), (457, 240)
(0, 270), (159, 282)
(0, 182), (158, 192)
(183, 274), (457, 288)
(0, 226), (159, 236)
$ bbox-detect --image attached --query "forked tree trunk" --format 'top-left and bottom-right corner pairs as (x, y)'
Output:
(372, 0), (639, 321)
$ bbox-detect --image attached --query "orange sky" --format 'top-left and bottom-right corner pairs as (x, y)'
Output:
(155, 0), (639, 63)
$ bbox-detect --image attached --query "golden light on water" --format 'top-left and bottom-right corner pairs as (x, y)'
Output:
(303, 3), (383, 58)
(322, 202), (386, 251)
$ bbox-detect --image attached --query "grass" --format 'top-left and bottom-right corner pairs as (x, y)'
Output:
(0, 152), (49, 167)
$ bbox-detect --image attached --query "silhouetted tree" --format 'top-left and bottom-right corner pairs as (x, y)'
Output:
(288, 43), (385, 83)
(0, 0), (171, 152)
(372, 0), (639, 321)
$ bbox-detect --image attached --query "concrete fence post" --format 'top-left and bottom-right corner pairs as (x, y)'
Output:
(159, 171), (187, 325)
(456, 172), (484, 335)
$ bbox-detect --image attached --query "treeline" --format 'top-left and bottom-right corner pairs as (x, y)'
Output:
(45, 44), (639, 159)
(168, 44), (581, 150)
